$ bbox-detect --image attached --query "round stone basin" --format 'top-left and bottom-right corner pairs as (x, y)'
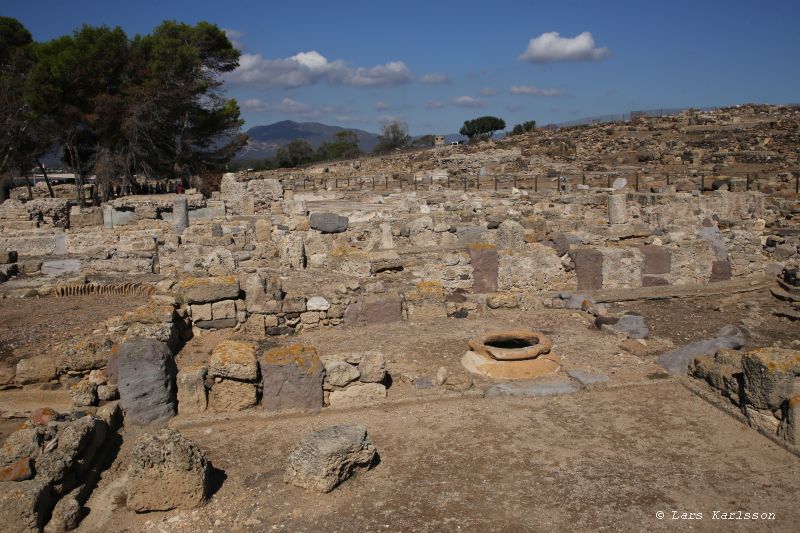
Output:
(468, 330), (552, 361)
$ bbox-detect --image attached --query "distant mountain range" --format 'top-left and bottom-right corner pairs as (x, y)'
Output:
(235, 120), (380, 161)
(235, 120), (466, 161)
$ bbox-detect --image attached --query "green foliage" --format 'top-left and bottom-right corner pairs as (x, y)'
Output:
(276, 139), (315, 168)
(0, 17), (37, 174)
(318, 130), (361, 160)
(510, 120), (537, 136)
(3, 17), (245, 202)
(411, 134), (436, 148)
(459, 115), (506, 141)
(374, 121), (411, 154)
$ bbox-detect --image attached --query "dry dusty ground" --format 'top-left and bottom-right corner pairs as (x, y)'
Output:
(0, 289), (798, 532)
(0, 294), (148, 367)
(92, 382), (800, 533)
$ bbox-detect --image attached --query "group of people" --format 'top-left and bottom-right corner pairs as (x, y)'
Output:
(111, 181), (183, 197)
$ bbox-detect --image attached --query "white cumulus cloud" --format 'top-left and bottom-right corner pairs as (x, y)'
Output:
(510, 85), (564, 97)
(228, 51), (413, 88)
(223, 28), (245, 50)
(519, 31), (609, 63)
(240, 97), (349, 119)
(421, 73), (451, 84)
(452, 96), (486, 108)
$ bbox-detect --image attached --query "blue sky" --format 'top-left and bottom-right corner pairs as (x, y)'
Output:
(5, 0), (800, 134)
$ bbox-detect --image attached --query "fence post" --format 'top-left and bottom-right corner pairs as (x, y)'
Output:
(494, 176), (498, 191)
(796, 172), (799, 194)
(514, 176), (518, 189)
(607, 175), (611, 189)
(582, 174), (586, 186)
(414, 176), (417, 191)
(746, 173), (750, 191)
(701, 174), (705, 193)
(477, 175), (480, 190)
(666, 174), (670, 185)
(463, 176), (467, 191)
(534, 175), (538, 193)
(635, 172), (639, 192)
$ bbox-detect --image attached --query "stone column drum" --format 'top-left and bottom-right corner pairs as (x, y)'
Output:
(173, 196), (189, 234)
(608, 193), (627, 224)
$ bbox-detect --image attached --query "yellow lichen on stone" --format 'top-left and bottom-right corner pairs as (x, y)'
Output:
(262, 343), (321, 374)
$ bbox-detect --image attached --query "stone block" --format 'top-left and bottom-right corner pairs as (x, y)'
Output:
(641, 245), (671, 275)
(177, 276), (240, 304)
(710, 260), (732, 282)
(403, 280), (446, 321)
(282, 296), (307, 313)
(193, 318), (237, 330)
(209, 341), (258, 381)
(306, 296), (330, 311)
(642, 275), (669, 286)
(324, 361), (360, 387)
(261, 344), (324, 411)
(357, 352), (386, 383)
(368, 251), (403, 274)
(191, 303), (212, 322)
(127, 429), (209, 512)
(328, 383), (387, 409)
(309, 212), (348, 233)
(211, 300), (236, 320)
(495, 220), (526, 250)
(177, 367), (208, 415)
(468, 243), (498, 293)
(0, 480), (52, 532)
(572, 248), (603, 291)
(209, 380), (258, 412)
(363, 292), (403, 325)
(117, 338), (177, 426)
(742, 348), (799, 411)
(15, 357), (57, 385)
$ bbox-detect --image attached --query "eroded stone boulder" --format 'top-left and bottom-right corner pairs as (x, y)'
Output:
(127, 429), (209, 512)
(284, 425), (376, 493)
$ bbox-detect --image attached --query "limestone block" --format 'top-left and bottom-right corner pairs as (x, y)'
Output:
(496, 220), (526, 250)
(177, 276), (240, 304)
(284, 425), (376, 493)
(324, 361), (360, 387)
(127, 429), (209, 512)
(209, 380), (258, 412)
(211, 300), (236, 320)
(209, 341), (258, 381)
(328, 383), (387, 409)
(357, 351), (386, 383)
(191, 304), (213, 322)
(177, 367), (208, 415)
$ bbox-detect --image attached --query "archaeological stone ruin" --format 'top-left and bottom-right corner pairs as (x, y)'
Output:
(0, 104), (798, 530)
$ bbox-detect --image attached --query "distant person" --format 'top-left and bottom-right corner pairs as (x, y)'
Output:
(176, 183), (183, 194)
